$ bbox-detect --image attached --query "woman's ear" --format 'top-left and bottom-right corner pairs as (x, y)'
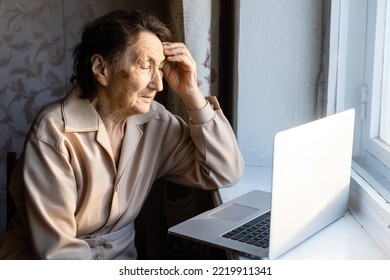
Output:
(91, 54), (108, 86)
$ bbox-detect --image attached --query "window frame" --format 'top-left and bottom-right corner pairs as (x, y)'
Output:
(327, 0), (390, 253)
(379, 2), (390, 146)
(328, 0), (390, 202)
(363, 0), (390, 170)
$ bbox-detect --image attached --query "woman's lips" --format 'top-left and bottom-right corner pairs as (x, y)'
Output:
(141, 95), (154, 102)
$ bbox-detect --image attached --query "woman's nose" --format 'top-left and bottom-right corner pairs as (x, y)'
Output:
(150, 68), (164, 92)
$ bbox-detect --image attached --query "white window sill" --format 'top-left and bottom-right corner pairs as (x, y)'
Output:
(349, 166), (390, 255)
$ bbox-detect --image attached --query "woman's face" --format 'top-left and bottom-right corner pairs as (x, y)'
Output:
(106, 31), (166, 115)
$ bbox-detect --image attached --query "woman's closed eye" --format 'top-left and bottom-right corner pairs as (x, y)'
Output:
(139, 64), (151, 70)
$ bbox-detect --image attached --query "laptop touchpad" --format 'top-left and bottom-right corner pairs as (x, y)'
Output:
(210, 203), (259, 222)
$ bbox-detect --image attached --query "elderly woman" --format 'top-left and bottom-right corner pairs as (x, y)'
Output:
(0, 10), (244, 259)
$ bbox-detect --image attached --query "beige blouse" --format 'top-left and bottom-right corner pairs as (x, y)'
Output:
(0, 85), (244, 259)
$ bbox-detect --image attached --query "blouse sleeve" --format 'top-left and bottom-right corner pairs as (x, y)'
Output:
(160, 96), (245, 189)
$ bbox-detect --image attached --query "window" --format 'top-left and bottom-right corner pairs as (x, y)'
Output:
(328, 0), (390, 201)
(379, 3), (390, 147)
(362, 0), (390, 171)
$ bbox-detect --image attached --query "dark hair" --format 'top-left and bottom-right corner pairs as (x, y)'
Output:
(70, 10), (172, 100)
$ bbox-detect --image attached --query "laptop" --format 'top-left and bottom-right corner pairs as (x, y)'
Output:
(168, 109), (355, 259)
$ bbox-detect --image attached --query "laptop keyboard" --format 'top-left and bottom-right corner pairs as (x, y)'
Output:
(221, 212), (271, 249)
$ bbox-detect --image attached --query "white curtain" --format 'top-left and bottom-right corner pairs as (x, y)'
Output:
(169, 0), (220, 98)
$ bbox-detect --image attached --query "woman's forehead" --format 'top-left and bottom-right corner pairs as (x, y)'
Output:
(125, 32), (165, 64)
